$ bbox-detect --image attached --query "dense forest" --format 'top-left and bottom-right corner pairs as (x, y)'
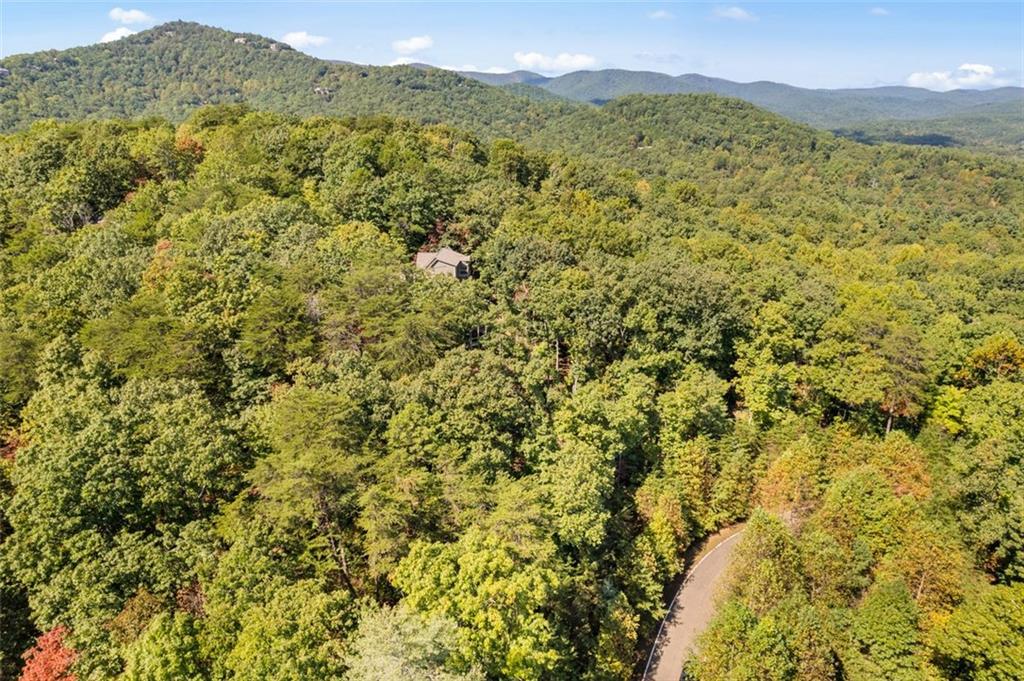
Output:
(461, 66), (1023, 136)
(0, 22), (567, 137)
(1, 22), (1021, 154)
(1, 20), (1023, 681)
(834, 100), (1024, 153)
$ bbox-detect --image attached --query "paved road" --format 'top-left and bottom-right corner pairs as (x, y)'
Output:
(642, 527), (746, 681)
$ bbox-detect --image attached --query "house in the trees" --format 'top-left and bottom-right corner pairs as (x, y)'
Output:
(415, 247), (471, 279)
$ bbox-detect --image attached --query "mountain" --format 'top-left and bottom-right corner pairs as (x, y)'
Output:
(455, 67), (1024, 149)
(3, 19), (1024, 681)
(0, 21), (830, 162)
(834, 99), (1024, 151)
(454, 69), (551, 87)
(0, 21), (576, 137)
(456, 66), (1022, 125)
(1, 21), (1020, 153)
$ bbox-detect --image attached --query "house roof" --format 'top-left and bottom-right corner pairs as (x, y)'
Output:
(415, 247), (470, 269)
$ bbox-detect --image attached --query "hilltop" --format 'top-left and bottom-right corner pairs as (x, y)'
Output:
(0, 21), (570, 137)
(453, 67), (1023, 150)
(1, 21), (1020, 249)
(1, 21), (1020, 153)
(455, 67), (1022, 125)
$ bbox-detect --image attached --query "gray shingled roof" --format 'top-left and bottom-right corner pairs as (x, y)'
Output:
(415, 247), (470, 269)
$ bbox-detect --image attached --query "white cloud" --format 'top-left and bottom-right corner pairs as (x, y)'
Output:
(869, 7), (890, 16)
(713, 6), (756, 21)
(100, 26), (135, 43)
(109, 7), (152, 24)
(906, 63), (1008, 91)
(392, 35), (434, 55)
(958, 63), (997, 79)
(649, 10), (674, 20)
(281, 31), (329, 48)
(389, 57), (417, 66)
(513, 51), (597, 72)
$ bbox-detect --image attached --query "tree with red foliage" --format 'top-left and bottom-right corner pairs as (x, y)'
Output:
(19, 627), (76, 681)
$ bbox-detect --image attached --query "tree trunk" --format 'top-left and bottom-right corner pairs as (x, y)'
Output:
(315, 493), (357, 597)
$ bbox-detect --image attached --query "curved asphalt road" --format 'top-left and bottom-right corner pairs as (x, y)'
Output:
(642, 526), (746, 681)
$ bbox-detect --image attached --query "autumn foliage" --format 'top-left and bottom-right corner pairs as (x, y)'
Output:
(19, 627), (77, 681)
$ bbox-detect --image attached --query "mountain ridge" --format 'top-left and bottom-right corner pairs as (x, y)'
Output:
(1, 21), (1020, 151)
(451, 66), (1023, 127)
(0, 21), (577, 138)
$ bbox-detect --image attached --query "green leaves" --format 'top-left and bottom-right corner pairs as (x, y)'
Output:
(0, 94), (1021, 681)
(394, 529), (564, 680)
(733, 301), (803, 427)
(224, 581), (355, 681)
(81, 293), (210, 384)
(930, 583), (1024, 681)
(846, 579), (925, 681)
(4, 372), (245, 674)
(657, 364), (731, 445)
(806, 283), (931, 430)
(122, 612), (206, 681)
(725, 511), (802, 616)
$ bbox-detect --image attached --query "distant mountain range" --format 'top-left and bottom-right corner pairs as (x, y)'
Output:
(0, 21), (1019, 152)
(450, 67), (1023, 130)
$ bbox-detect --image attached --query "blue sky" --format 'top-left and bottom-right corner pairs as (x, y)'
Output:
(0, 2), (1020, 90)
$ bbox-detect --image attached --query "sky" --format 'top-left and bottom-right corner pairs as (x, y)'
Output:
(0, 1), (1021, 90)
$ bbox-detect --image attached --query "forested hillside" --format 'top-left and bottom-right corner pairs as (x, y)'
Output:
(0, 88), (1022, 681)
(443, 66), (1024, 152)
(0, 22), (570, 137)
(836, 99), (1024, 152)
(1, 21), (1021, 154)
(494, 68), (1023, 127)
(2, 17), (1024, 681)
